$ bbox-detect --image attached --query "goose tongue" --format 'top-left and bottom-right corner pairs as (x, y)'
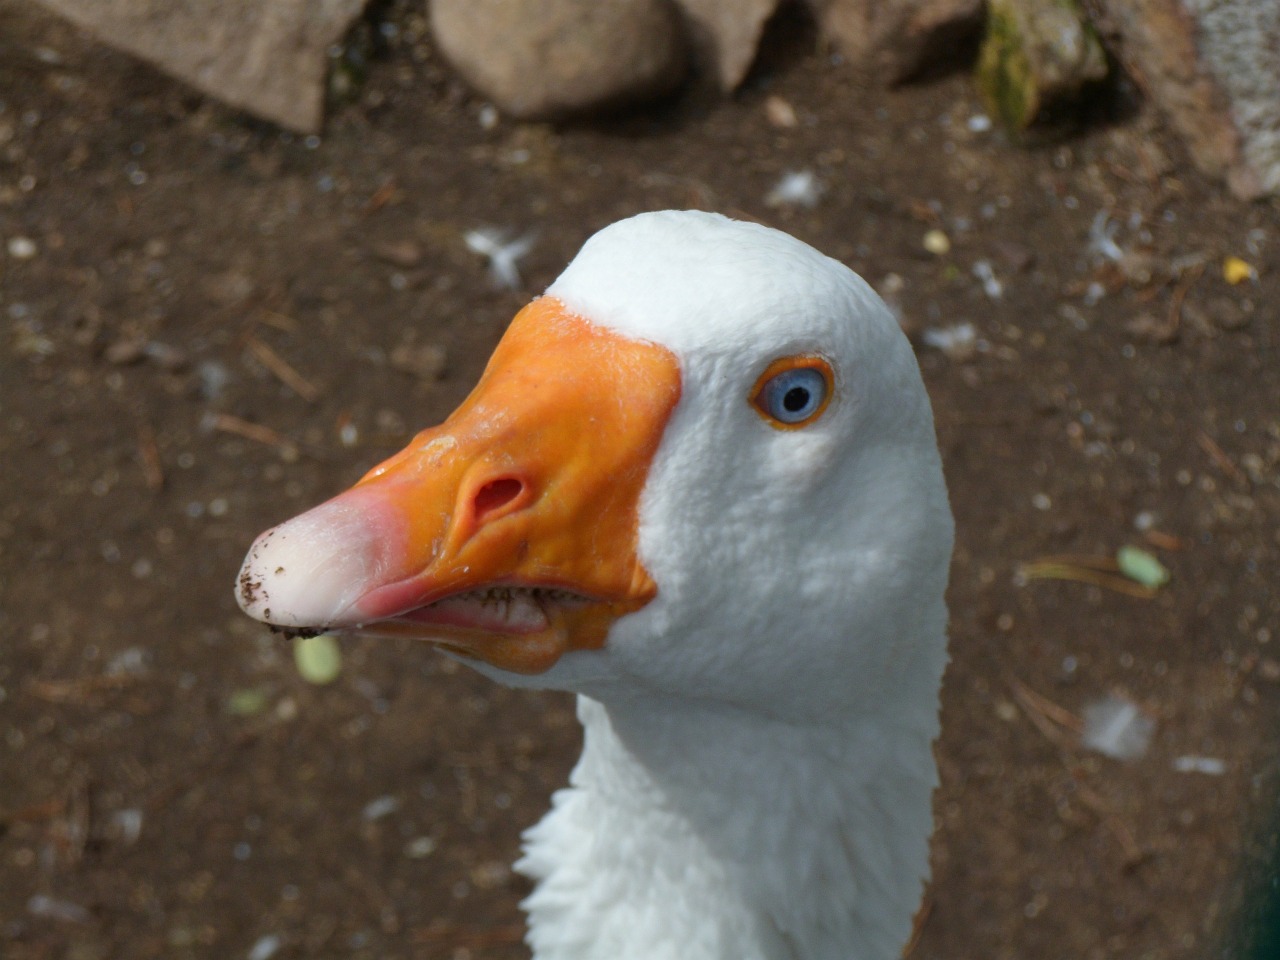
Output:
(234, 297), (682, 674)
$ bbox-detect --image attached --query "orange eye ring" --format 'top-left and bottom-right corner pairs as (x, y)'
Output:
(749, 355), (835, 430)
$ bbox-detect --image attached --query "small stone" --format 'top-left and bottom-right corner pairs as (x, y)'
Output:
(764, 94), (798, 128)
(373, 240), (423, 267)
(469, 859), (512, 889)
(922, 229), (951, 255)
(431, 0), (689, 120)
(1205, 295), (1249, 331)
(145, 341), (190, 371)
(105, 339), (147, 365)
(993, 239), (1035, 271)
(1125, 311), (1179, 345)
(203, 269), (256, 305)
(390, 342), (447, 381)
(7, 236), (37, 259)
(405, 836), (437, 859)
(1223, 255), (1257, 285)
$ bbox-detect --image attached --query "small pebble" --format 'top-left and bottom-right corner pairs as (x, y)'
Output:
(110, 808), (144, 845)
(362, 795), (401, 821)
(247, 934), (282, 960)
(1172, 755), (1226, 776)
(1223, 256), (1256, 285)
(972, 259), (1003, 299)
(764, 95), (798, 129)
(405, 836), (438, 859)
(27, 894), (90, 923)
(922, 229), (950, 256)
(7, 236), (37, 259)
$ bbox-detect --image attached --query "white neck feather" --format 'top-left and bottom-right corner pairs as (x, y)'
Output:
(517, 685), (939, 960)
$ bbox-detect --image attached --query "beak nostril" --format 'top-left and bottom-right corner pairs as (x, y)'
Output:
(473, 476), (525, 525)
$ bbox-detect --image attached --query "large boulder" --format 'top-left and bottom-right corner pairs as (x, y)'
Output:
(976, 0), (1109, 132)
(1090, 0), (1280, 199)
(674, 0), (783, 90)
(430, 0), (689, 120)
(808, 0), (986, 83)
(31, 0), (368, 133)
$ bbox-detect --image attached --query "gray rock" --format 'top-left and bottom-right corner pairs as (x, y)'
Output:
(673, 0), (783, 90)
(976, 0), (1108, 133)
(1090, 0), (1280, 199)
(809, 0), (985, 83)
(31, 0), (368, 132)
(430, 0), (689, 120)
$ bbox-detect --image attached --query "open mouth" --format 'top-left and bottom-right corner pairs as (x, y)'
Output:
(271, 584), (595, 642)
(395, 584), (594, 635)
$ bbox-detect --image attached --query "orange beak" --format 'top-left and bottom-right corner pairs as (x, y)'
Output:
(235, 297), (682, 674)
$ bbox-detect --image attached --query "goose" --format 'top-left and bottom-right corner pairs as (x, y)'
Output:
(234, 210), (954, 960)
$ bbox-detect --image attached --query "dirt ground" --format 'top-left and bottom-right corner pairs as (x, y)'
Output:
(3, 2), (1279, 958)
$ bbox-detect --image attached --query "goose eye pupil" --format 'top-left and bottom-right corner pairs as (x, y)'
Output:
(783, 387), (810, 413)
(752, 362), (831, 427)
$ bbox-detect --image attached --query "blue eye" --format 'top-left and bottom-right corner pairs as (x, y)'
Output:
(751, 360), (833, 428)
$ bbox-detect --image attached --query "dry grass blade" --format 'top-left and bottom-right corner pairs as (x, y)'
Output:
(244, 335), (320, 402)
(0, 795), (66, 827)
(1143, 529), (1187, 551)
(1027, 553), (1121, 572)
(1166, 262), (1202, 334)
(1020, 559), (1158, 599)
(255, 308), (300, 333)
(1074, 779), (1145, 866)
(365, 177), (399, 213)
(1197, 429), (1248, 486)
(208, 413), (294, 452)
(1010, 677), (1084, 734)
(136, 421), (164, 490)
(1008, 677), (1147, 866)
(26, 674), (141, 703)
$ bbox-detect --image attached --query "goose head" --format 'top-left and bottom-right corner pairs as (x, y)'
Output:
(235, 210), (953, 958)
(236, 210), (950, 719)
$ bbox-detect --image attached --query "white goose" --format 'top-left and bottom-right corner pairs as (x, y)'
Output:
(235, 210), (953, 960)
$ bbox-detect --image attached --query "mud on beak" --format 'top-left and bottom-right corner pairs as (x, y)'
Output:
(235, 298), (681, 675)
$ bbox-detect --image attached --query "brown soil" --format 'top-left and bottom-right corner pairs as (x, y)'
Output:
(3, 3), (1279, 959)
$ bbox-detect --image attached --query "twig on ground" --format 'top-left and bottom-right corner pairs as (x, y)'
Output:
(1197, 429), (1248, 486)
(244, 336), (320, 402)
(136, 421), (164, 490)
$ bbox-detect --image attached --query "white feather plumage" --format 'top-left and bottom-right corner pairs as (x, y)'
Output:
(476, 212), (953, 960)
